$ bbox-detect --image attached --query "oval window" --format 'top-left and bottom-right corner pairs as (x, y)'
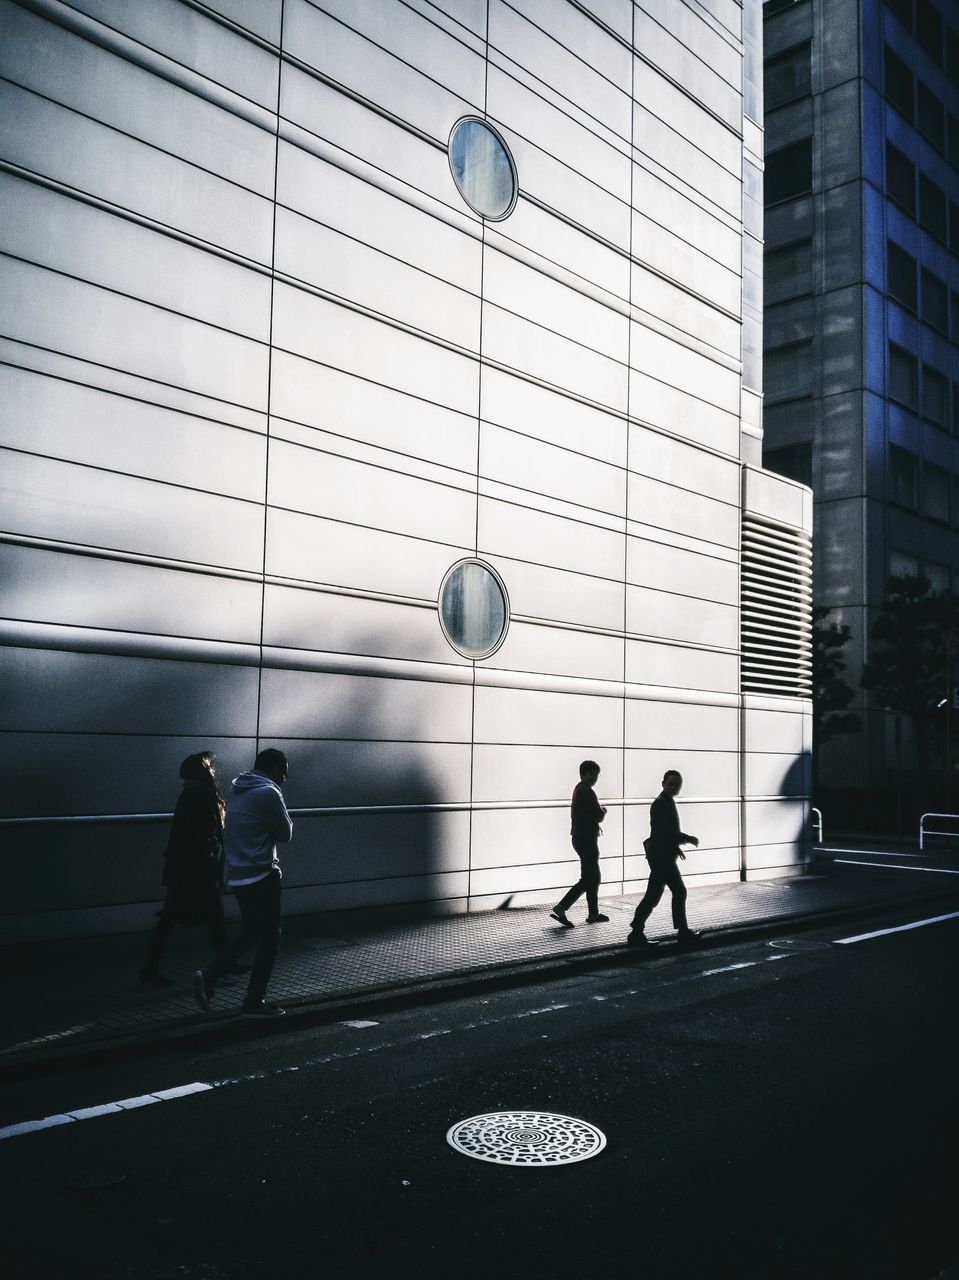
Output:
(439, 559), (509, 659)
(448, 118), (517, 220)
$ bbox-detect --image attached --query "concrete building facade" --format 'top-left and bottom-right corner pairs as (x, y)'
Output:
(763, 0), (959, 814)
(0, 0), (811, 940)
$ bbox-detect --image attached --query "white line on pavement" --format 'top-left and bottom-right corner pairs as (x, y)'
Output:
(2, 956), (811, 1144)
(834, 910), (959, 945)
(832, 859), (959, 874)
(0, 1081), (213, 1142)
(700, 956), (788, 977)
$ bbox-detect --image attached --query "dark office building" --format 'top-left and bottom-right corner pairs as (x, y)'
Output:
(763, 0), (959, 819)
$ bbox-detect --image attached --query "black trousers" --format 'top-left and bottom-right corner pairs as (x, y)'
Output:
(630, 855), (688, 933)
(557, 836), (601, 917)
(207, 869), (282, 1004)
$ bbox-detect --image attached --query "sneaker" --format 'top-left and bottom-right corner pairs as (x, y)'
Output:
(586, 913), (610, 923)
(549, 908), (574, 928)
(677, 931), (703, 949)
(241, 1000), (286, 1018)
(193, 968), (213, 1012)
(626, 931), (652, 947)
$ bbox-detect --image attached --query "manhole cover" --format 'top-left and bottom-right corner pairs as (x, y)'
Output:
(446, 1111), (606, 1166)
(767, 938), (832, 951)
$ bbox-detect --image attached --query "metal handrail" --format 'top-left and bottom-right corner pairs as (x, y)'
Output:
(919, 811), (959, 849)
(811, 806), (822, 844)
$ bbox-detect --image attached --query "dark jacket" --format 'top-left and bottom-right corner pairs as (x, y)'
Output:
(570, 781), (605, 840)
(645, 791), (695, 862)
(159, 783), (224, 923)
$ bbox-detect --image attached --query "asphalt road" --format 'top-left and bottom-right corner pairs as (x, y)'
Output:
(3, 904), (958, 1280)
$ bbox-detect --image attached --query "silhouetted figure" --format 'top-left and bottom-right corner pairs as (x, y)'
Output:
(140, 751), (226, 987)
(627, 769), (701, 948)
(550, 760), (610, 927)
(194, 748), (293, 1018)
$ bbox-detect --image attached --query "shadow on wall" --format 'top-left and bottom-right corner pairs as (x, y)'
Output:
(0, 637), (448, 936)
(267, 659), (450, 924)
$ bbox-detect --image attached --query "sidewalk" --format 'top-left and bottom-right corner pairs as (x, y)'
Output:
(3, 851), (957, 1074)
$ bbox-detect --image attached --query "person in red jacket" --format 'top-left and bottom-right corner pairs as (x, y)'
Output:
(549, 760), (609, 927)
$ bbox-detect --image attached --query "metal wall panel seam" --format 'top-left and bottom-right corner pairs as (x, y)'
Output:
(0, 160), (277, 276)
(0, 798), (747, 828)
(14, 0), (279, 131)
(512, 0), (745, 138)
(0, 443), (266, 508)
(0, 147), (742, 377)
(281, 119), (745, 340)
(0, 338), (268, 432)
(0, 249), (271, 351)
(8, 3), (744, 340)
(0, 533), (740, 613)
(0, 620), (744, 706)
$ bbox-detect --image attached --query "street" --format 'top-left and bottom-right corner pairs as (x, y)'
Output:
(3, 905), (957, 1280)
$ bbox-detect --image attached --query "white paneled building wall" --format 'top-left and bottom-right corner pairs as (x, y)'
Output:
(0, 0), (812, 939)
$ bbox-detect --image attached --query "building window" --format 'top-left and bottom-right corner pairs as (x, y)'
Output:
(952, 380), (959, 430)
(918, 83), (945, 150)
(886, 143), (916, 215)
(764, 138), (813, 205)
(888, 241), (917, 309)
(919, 174), (947, 241)
(764, 0), (801, 14)
(448, 118), (517, 221)
(764, 340), (814, 402)
(889, 445), (919, 507)
(765, 42), (811, 110)
(920, 268), (948, 331)
(885, 46), (914, 120)
(923, 560), (950, 594)
(763, 442), (812, 488)
(889, 343), (919, 409)
(922, 464), (950, 522)
(889, 549), (919, 578)
(916, 0), (944, 66)
(922, 364), (949, 426)
(948, 113), (959, 166)
(950, 201), (959, 249)
(948, 26), (959, 85)
(951, 294), (959, 340)
(765, 239), (813, 305)
(438, 559), (509, 658)
(884, 0), (913, 29)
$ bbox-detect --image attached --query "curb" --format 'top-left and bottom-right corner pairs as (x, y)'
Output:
(3, 883), (958, 1082)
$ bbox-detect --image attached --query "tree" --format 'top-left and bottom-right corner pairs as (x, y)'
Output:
(811, 607), (860, 770)
(859, 575), (959, 786)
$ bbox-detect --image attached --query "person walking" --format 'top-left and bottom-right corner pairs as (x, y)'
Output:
(140, 751), (227, 987)
(627, 769), (701, 948)
(194, 747), (292, 1018)
(549, 759), (610, 927)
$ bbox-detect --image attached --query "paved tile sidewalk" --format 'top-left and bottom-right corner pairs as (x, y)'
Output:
(3, 860), (956, 1068)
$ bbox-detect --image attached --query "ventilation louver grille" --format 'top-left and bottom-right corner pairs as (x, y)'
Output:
(741, 514), (812, 698)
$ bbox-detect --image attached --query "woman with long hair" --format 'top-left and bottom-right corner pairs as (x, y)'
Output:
(140, 751), (227, 986)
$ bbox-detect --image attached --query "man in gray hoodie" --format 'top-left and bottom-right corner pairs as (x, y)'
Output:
(194, 747), (292, 1018)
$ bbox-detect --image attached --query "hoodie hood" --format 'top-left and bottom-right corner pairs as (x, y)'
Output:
(231, 770), (276, 794)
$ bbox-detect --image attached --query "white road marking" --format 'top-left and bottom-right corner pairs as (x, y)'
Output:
(0, 1081), (213, 1142)
(835, 910), (959, 945)
(339, 1020), (380, 1029)
(832, 859), (959, 874)
(2, 958), (813, 1144)
(700, 956), (788, 977)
